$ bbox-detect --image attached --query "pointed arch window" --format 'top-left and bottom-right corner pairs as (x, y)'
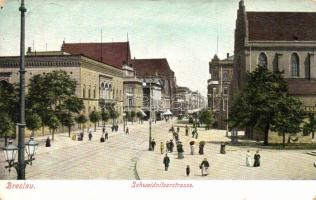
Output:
(258, 52), (268, 67)
(291, 53), (299, 77)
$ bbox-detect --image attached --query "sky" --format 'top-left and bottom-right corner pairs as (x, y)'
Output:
(1, 0), (316, 96)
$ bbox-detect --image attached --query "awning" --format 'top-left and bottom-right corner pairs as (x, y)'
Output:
(162, 109), (172, 115)
(187, 108), (202, 114)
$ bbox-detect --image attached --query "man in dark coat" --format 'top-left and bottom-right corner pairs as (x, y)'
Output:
(151, 139), (156, 151)
(253, 150), (261, 167)
(163, 154), (170, 171)
(45, 136), (51, 147)
(126, 127), (129, 135)
(105, 131), (109, 140)
(185, 125), (189, 136)
(169, 140), (174, 152)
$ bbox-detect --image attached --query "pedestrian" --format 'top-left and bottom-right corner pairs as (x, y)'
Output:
(80, 132), (84, 140)
(195, 131), (198, 139)
(186, 165), (190, 176)
(200, 158), (210, 176)
(160, 142), (164, 154)
(102, 126), (105, 134)
(175, 133), (179, 141)
(111, 126), (114, 132)
(169, 140), (174, 152)
(166, 140), (170, 152)
(163, 154), (170, 171)
(88, 132), (92, 141)
(192, 130), (195, 138)
(45, 136), (51, 147)
(246, 150), (252, 167)
(105, 131), (109, 140)
(190, 141), (195, 155)
(185, 125), (189, 136)
(253, 150), (261, 167)
(126, 127), (129, 135)
(151, 139), (156, 151)
(220, 142), (226, 154)
(177, 127), (180, 133)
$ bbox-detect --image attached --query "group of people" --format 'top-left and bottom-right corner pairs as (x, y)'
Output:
(246, 150), (261, 167)
(159, 124), (264, 177)
(111, 125), (119, 132)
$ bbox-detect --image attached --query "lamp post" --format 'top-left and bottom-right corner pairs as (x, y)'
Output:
(17, 0), (27, 180)
(143, 81), (153, 151)
(2, 137), (38, 178)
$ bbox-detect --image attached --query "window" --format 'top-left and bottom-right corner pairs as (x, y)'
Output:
(305, 54), (311, 79)
(223, 72), (228, 81)
(128, 98), (133, 107)
(258, 52), (268, 67)
(93, 88), (96, 99)
(83, 87), (86, 98)
(223, 87), (228, 95)
(88, 87), (91, 99)
(291, 53), (299, 77)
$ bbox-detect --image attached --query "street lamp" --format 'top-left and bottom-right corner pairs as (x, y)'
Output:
(2, 137), (38, 175)
(143, 81), (153, 151)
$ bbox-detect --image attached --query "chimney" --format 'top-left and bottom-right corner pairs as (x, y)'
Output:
(227, 53), (229, 58)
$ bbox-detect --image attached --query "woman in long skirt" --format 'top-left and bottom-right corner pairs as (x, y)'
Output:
(246, 150), (252, 167)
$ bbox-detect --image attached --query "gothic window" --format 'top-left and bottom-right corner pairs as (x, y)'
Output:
(88, 87), (91, 99)
(291, 53), (299, 77)
(93, 88), (96, 99)
(128, 98), (133, 107)
(258, 52), (268, 67)
(83, 86), (86, 98)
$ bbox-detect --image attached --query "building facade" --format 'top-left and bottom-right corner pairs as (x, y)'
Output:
(207, 53), (233, 129)
(132, 58), (177, 115)
(174, 86), (191, 116)
(232, 0), (316, 141)
(142, 78), (162, 121)
(0, 50), (124, 132)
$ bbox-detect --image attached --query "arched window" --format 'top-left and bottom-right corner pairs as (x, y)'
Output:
(83, 86), (86, 98)
(223, 72), (228, 81)
(88, 87), (91, 99)
(291, 53), (299, 77)
(258, 52), (268, 67)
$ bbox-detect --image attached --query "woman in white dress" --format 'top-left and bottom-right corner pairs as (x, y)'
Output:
(246, 150), (252, 167)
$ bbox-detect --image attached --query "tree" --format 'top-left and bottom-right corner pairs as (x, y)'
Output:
(271, 96), (304, 147)
(27, 71), (84, 136)
(89, 111), (101, 132)
(75, 114), (88, 132)
(136, 111), (143, 122)
(47, 114), (60, 141)
(229, 65), (302, 145)
(59, 112), (75, 137)
(125, 111), (131, 122)
(130, 111), (136, 124)
(0, 113), (14, 146)
(109, 110), (119, 126)
(101, 109), (109, 127)
(304, 113), (316, 139)
(198, 109), (214, 129)
(0, 81), (19, 140)
(26, 113), (42, 137)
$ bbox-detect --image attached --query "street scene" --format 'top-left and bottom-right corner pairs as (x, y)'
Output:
(1, 0), (316, 181)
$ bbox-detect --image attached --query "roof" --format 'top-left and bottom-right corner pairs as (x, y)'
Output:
(287, 79), (316, 95)
(131, 58), (175, 77)
(62, 42), (131, 69)
(247, 12), (316, 41)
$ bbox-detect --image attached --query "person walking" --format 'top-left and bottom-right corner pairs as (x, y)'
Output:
(253, 150), (261, 167)
(195, 131), (198, 139)
(88, 131), (92, 141)
(151, 139), (156, 151)
(185, 125), (189, 136)
(105, 131), (109, 140)
(177, 127), (180, 133)
(163, 154), (170, 171)
(246, 150), (252, 167)
(186, 165), (190, 176)
(192, 130), (195, 138)
(200, 158), (210, 176)
(166, 140), (170, 152)
(160, 142), (165, 154)
(102, 126), (105, 134)
(125, 127), (129, 135)
(169, 140), (174, 153)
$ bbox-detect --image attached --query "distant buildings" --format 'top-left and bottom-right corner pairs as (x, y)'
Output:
(207, 53), (233, 129)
